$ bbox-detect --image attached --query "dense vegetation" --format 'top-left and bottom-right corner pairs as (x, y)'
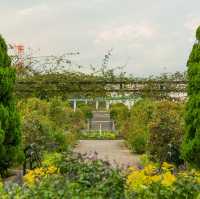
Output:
(111, 99), (185, 165)
(0, 35), (22, 177)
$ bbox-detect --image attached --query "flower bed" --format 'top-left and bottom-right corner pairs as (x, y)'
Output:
(1, 153), (200, 198)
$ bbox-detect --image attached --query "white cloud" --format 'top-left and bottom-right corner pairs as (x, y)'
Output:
(95, 23), (157, 44)
(18, 8), (34, 16)
(17, 4), (50, 16)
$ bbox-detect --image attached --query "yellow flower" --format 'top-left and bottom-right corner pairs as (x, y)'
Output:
(128, 166), (137, 172)
(127, 165), (160, 192)
(195, 171), (200, 177)
(151, 175), (161, 183)
(161, 172), (176, 186)
(23, 166), (59, 186)
(162, 162), (174, 171)
(127, 170), (147, 191)
(144, 164), (156, 175)
(46, 166), (58, 174)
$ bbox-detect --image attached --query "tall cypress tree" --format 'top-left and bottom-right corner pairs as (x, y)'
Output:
(181, 26), (200, 167)
(0, 35), (22, 176)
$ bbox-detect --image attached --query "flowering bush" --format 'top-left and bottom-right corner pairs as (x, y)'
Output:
(23, 166), (59, 186)
(0, 153), (125, 199)
(126, 162), (200, 199)
(1, 156), (200, 198)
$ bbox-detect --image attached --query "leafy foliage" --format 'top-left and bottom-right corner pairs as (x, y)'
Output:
(58, 153), (125, 198)
(1, 154), (199, 198)
(79, 104), (93, 120)
(18, 97), (85, 152)
(148, 101), (184, 165)
(110, 103), (129, 134)
(15, 73), (108, 99)
(112, 98), (185, 165)
(125, 99), (156, 154)
(182, 25), (200, 168)
(0, 35), (22, 177)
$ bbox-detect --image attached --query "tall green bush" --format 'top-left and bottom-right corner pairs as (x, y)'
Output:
(0, 35), (22, 176)
(79, 104), (93, 120)
(110, 103), (129, 133)
(182, 26), (200, 167)
(126, 99), (156, 153)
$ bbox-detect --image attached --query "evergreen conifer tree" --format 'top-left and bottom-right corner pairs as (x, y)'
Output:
(181, 26), (200, 167)
(0, 35), (22, 176)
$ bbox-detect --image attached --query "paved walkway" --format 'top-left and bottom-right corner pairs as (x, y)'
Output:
(74, 140), (140, 168)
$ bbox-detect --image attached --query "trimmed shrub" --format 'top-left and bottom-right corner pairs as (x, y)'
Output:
(0, 35), (22, 176)
(181, 25), (200, 168)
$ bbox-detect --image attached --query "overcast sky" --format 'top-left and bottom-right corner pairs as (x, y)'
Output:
(1, 0), (200, 76)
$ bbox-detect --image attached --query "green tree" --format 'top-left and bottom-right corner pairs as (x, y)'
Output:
(181, 26), (200, 167)
(0, 35), (22, 176)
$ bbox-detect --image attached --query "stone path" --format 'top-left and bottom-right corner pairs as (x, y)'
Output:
(74, 140), (140, 168)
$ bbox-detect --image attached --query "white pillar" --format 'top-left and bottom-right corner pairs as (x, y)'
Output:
(106, 101), (110, 111)
(85, 99), (88, 105)
(73, 99), (77, 112)
(99, 123), (102, 135)
(96, 100), (99, 111)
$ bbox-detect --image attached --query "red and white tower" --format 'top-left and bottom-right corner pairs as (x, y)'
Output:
(14, 44), (25, 67)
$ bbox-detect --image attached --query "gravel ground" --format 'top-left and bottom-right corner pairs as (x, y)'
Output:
(74, 140), (140, 169)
